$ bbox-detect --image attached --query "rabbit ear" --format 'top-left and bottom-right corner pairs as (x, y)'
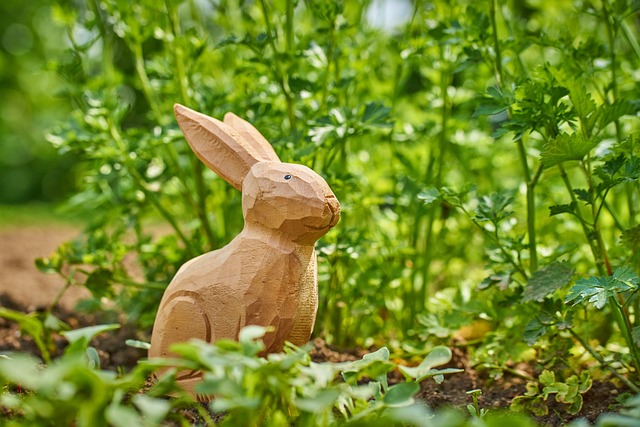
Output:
(223, 112), (280, 163)
(174, 104), (275, 190)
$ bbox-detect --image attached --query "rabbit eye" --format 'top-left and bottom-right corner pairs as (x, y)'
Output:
(284, 174), (292, 180)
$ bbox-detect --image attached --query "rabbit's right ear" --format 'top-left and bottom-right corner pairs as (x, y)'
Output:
(223, 112), (280, 163)
(174, 104), (276, 191)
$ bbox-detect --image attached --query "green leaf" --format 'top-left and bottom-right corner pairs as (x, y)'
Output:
(35, 255), (62, 274)
(524, 318), (548, 345)
(238, 325), (268, 342)
(474, 192), (513, 223)
(106, 402), (142, 426)
(565, 266), (640, 309)
(417, 188), (440, 205)
(598, 154), (626, 178)
(62, 324), (120, 355)
(294, 390), (340, 413)
(125, 339), (151, 350)
(549, 202), (577, 217)
(539, 370), (555, 385)
(85, 268), (115, 298)
(133, 394), (172, 422)
(597, 100), (637, 129)
(565, 277), (609, 309)
(398, 346), (462, 382)
(62, 323), (120, 345)
(623, 158), (640, 182)
(383, 382), (420, 407)
(569, 84), (596, 121)
(540, 133), (599, 169)
(362, 346), (390, 362)
(573, 189), (591, 204)
(361, 102), (392, 126)
(522, 261), (575, 302)
(0, 308), (49, 362)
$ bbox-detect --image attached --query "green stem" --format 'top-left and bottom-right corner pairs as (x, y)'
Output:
(493, 227), (529, 279)
(90, 0), (116, 85)
(558, 164), (603, 274)
(131, 42), (163, 124)
(108, 118), (197, 256)
(491, 0), (538, 273)
(609, 299), (640, 379)
(259, 0), (296, 133)
(569, 328), (640, 392)
(601, 1), (636, 223)
(526, 164), (542, 273)
(285, 0), (294, 54)
(165, 1), (216, 250)
(420, 57), (451, 303)
(320, 20), (336, 111)
(602, 199), (626, 232)
(582, 160), (613, 276)
(621, 19), (640, 60)
(489, 0), (503, 86)
(46, 270), (75, 315)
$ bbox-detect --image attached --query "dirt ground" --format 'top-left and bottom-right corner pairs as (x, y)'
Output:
(0, 226), (89, 311)
(0, 225), (628, 425)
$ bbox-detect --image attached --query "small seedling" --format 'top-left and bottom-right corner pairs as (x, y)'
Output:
(466, 389), (488, 418)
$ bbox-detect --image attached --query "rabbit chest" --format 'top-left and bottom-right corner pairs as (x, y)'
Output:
(239, 243), (318, 351)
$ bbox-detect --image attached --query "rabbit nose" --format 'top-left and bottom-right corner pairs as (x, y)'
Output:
(326, 195), (340, 227)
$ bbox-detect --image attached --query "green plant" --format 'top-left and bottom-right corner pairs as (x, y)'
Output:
(1, 323), (465, 426)
(511, 369), (593, 417)
(0, 308), (68, 363)
(466, 389), (488, 419)
(14, 0), (640, 422)
(0, 323), (169, 427)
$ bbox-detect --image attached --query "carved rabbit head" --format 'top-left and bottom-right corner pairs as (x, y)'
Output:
(173, 104), (340, 244)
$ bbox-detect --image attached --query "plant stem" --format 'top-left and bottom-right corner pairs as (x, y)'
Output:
(490, 0), (538, 273)
(165, 1), (217, 251)
(131, 42), (163, 124)
(558, 165), (603, 274)
(601, 0), (636, 222)
(419, 52), (451, 307)
(611, 297), (640, 375)
(621, 19), (640, 60)
(489, 0), (503, 86)
(259, 0), (296, 133)
(569, 328), (640, 392)
(285, 0), (294, 55)
(107, 118), (197, 255)
(526, 165), (543, 272)
(46, 271), (75, 315)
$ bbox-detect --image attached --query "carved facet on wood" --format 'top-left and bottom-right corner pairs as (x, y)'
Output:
(149, 104), (340, 397)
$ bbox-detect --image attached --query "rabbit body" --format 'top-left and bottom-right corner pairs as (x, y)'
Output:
(149, 232), (318, 357)
(149, 105), (339, 396)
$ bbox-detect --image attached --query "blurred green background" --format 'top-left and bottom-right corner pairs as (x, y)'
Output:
(0, 0), (75, 204)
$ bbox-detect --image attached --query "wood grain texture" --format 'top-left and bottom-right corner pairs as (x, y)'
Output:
(149, 104), (340, 398)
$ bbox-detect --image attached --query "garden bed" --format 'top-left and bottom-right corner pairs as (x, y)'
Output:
(0, 226), (625, 426)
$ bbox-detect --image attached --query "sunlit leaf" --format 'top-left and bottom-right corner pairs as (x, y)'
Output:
(541, 133), (600, 169)
(522, 261), (575, 302)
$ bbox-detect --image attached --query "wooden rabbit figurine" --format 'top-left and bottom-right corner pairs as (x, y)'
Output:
(149, 104), (340, 396)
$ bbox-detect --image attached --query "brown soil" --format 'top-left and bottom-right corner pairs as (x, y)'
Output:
(0, 226), (628, 426)
(0, 226), (89, 311)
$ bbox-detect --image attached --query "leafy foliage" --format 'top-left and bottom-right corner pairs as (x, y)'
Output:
(3, 0), (640, 424)
(566, 266), (640, 310)
(511, 370), (593, 416)
(522, 261), (575, 303)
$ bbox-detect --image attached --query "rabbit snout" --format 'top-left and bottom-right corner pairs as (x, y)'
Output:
(326, 195), (340, 228)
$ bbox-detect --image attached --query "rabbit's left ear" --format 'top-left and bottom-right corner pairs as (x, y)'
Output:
(174, 104), (276, 191)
